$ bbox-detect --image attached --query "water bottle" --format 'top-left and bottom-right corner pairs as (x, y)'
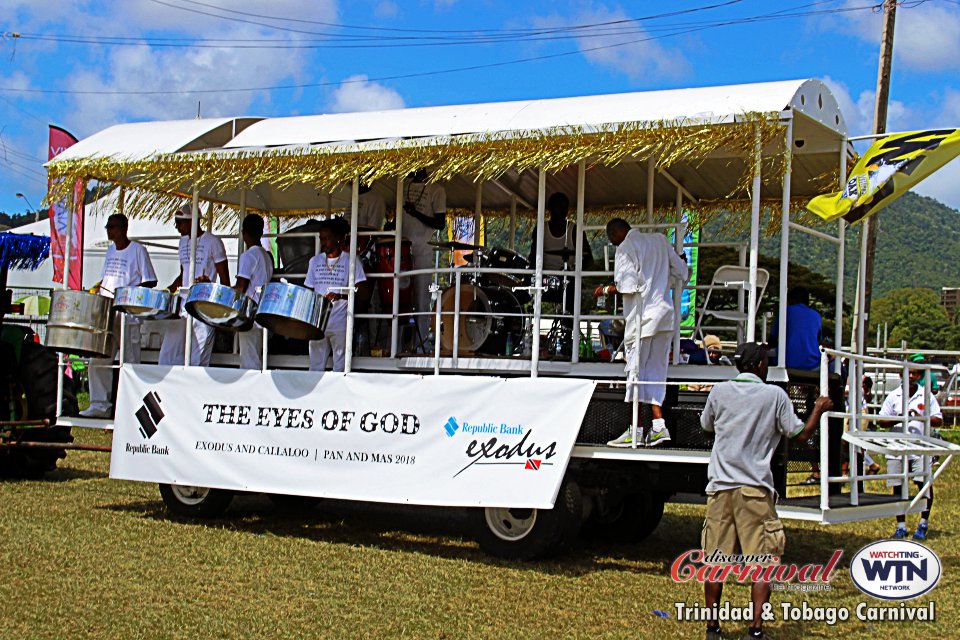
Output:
(355, 332), (368, 357)
(596, 293), (606, 309)
(505, 333), (514, 356)
(521, 319), (533, 357)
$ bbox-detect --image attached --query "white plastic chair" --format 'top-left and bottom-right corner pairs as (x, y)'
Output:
(694, 265), (770, 341)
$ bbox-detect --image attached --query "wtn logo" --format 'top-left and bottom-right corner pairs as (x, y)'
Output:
(443, 417), (460, 437)
(849, 540), (942, 601)
(135, 391), (165, 439)
(861, 559), (927, 583)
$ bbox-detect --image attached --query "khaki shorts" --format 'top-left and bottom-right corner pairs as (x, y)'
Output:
(701, 486), (785, 560)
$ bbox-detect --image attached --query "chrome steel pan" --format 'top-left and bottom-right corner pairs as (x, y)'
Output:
(255, 282), (330, 340)
(46, 290), (115, 357)
(113, 286), (179, 320)
(185, 283), (257, 332)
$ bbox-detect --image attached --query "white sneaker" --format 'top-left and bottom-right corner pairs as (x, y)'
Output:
(646, 428), (672, 447)
(607, 427), (643, 448)
(79, 406), (111, 419)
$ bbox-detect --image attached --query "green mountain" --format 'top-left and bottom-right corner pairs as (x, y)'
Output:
(704, 191), (960, 301)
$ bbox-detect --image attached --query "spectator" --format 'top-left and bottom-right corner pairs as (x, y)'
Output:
(700, 342), (832, 640)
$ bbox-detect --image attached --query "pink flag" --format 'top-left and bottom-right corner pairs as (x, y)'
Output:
(47, 125), (84, 290)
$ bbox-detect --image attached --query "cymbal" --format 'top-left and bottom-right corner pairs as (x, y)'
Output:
(544, 247), (579, 258)
(428, 240), (482, 251)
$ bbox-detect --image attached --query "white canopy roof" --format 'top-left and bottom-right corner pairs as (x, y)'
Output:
(226, 79), (846, 150)
(49, 117), (262, 163)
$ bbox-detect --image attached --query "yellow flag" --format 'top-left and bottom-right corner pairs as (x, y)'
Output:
(807, 129), (960, 223)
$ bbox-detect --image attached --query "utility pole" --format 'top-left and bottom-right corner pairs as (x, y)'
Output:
(860, 0), (897, 343)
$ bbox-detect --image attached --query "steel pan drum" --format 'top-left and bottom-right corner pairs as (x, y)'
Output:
(185, 283), (257, 332)
(255, 282), (331, 340)
(113, 286), (180, 320)
(46, 290), (115, 357)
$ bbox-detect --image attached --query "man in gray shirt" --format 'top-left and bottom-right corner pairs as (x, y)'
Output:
(699, 342), (832, 640)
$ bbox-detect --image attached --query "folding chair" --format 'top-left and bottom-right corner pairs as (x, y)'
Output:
(693, 265), (770, 342)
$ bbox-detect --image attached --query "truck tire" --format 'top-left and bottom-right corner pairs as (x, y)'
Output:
(582, 492), (666, 543)
(1, 339), (77, 478)
(159, 483), (233, 517)
(472, 478), (582, 560)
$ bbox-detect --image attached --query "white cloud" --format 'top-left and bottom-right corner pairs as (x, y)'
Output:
(328, 74), (405, 113)
(15, 2), (340, 137)
(913, 157), (960, 212)
(820, 2), (960, 72)
(820, 75), (913, 138)
(531, 4), (688, 82)
(374, 1), (399, 19)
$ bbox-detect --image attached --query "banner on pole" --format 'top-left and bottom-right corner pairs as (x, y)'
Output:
(111, 366), (595, 508)
(807, 129), (960, 224)
(47, 125), (84, 290)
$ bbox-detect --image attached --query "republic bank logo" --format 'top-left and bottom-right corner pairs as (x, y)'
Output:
(135, 391), (165, 439)
(443, 417), (460, 437)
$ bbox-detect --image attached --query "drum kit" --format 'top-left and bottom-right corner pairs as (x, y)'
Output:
(428, 241), (576, 357)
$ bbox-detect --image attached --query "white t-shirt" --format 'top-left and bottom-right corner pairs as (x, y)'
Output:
(614, 229), (688, 343)
(401, 181), (446, 245)
(879, 385), (942, 460)
(178, 231), (227, 285)
(237, 245), (273, 303)
(358, 191), (386, 230)
(304, 252), (366, 333)
(100, 241), (157, 298)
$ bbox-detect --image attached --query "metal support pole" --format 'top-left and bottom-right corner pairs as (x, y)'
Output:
(390, 176), (403, 357)
(572, 160), (585, 364)
(673, 186), (684, 365)
(746, 126), (763, 342)
(819, 350), (830, 511)
(508, 196), (517, 251)
(530, 169), (547, 378)
(778, 118), (793, 366)
(184, 189), (200, 367)
(344, 179), (359, 373)
(646, 158), (655, 224)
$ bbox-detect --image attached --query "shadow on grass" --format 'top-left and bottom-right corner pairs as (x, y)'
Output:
(99, 493), (879, 576)
(0, 466), (106, 482)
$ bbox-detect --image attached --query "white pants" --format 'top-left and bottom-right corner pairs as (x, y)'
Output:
(158, 317), (216, 366)
(309, 330), (346, 372)
(238, 324), (265, 371)
(624, 332), (672, 406)
(88, 318), (141, 412)
(411, 244), (434, 348)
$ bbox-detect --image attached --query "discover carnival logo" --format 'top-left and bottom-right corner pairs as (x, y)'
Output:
(849, 540), (942, 600)
(443, 417), (558, 476)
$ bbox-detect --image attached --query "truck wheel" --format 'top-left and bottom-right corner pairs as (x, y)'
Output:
(472, 478), (582, 560)
(1, 339), (77, 478)
(586, 492), (665, 543)
(159, 483), (233, 517)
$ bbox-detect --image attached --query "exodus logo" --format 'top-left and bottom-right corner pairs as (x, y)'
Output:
(453, 430), (557, 478)
(441, 416), (524, 438)
(135, 391), (164, 439)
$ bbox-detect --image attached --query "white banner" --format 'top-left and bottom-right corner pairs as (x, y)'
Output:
(110, 365), (595, 508)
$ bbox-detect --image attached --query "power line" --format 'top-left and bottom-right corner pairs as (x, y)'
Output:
(0, 2), (881, 96)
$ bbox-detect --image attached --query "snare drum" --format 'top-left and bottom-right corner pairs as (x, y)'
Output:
(437, 284), (522, 356)
(376, 239), (413, 308)
(113, 286), (179, 320)
(46, 290), (116, 357)
(255, 282), (331, 340)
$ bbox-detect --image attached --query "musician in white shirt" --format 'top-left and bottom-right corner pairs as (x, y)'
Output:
(80, 214), (157, 418)
(595, 218), (688, 448)
(234, 214), (273, 370)
(158, 204), (230, 366)
(305, 220), (367, 372)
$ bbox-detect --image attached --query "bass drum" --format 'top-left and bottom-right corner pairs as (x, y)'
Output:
(438, 284), (522, 356)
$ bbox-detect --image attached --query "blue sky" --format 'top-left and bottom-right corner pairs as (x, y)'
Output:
(2, 0), (960, 217)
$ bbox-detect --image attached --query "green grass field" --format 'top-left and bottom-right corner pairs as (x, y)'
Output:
(1, 428), (955, 640)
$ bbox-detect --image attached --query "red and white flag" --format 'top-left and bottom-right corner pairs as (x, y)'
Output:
(47, 125), (84, 290)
